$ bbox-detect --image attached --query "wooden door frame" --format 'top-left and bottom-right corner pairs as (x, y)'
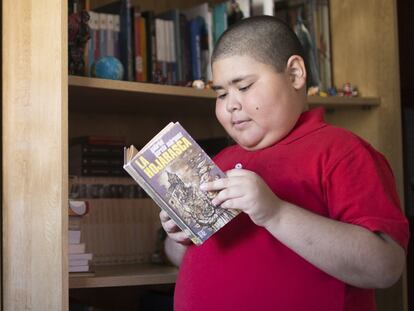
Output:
(2, 0), (68, 309)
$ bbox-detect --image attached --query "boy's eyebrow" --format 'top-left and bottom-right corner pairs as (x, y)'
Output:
(211, 75), (256, 91)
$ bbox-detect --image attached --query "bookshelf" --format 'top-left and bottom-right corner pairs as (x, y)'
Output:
(69, 75), (380, 115)
(2, 0), (405, 310)
(69, 263), (178, 289)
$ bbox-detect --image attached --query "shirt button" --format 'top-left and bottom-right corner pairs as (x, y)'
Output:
(235, 163), (243, 169)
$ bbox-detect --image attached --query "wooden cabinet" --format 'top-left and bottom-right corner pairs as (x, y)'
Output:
(2, 0), (405, 310)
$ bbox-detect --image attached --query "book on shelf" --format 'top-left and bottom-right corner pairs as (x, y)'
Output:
(274, 0), (332, 90)
(70, 135), (126, 146)
(69, 243), (86, 254)
(123, 122), (239, 245)
(69, 265), (91, 273)
(70, 253), (93, 261)
(68, 199), (93, 274)
(69, 230), (82, 244)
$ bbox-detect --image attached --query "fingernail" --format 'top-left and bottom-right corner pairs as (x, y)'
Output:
(200, 183), (207, 191)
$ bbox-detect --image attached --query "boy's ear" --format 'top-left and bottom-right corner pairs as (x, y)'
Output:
(286, 55), (307, 90)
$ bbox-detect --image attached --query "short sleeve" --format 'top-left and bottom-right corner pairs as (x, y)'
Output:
(324, 141), (409, 252)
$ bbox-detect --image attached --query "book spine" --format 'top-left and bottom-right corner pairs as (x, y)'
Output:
(123, 162), (202, 245)
(119, 0), (133, 80)
(139, 16), (147, 82)
(180, 15), (191, 83)
(88, 11), (100, 74)
(106, 14), (115, 57)
(167, 20), (177, 85)
(155, 18), (167, 83)
(189, 17), (201, 80)
(172, 11), (183, 84)
(134, 12), (144, 82)
(113, 15), (121, 59)
(98, 13), (108, 57)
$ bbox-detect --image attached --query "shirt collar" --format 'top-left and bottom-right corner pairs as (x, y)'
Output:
(277, 107), (327, 145)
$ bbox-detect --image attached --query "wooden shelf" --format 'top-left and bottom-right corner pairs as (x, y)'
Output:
(69, 76), (380, 115)
(69, 263), (178, 289)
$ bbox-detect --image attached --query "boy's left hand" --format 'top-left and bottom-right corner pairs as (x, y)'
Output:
(200, 169), (281, 227)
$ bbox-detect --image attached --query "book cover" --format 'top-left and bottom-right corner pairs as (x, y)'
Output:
(123, 122), (239, 245)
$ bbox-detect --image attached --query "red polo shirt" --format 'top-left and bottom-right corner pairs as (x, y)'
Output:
(174, 108), (409, 311)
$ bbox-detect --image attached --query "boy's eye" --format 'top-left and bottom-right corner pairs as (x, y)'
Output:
(239, 84), (252, 92)
(217, 93), (227, 100)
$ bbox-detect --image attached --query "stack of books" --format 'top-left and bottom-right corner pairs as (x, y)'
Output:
(69, 200), (93, 273)
(69, 135), (126, 177)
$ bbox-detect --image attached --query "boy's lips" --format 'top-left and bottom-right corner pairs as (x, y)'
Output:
(232, 119), (251, 129)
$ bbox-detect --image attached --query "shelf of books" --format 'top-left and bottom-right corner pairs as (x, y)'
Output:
(69, 75), (380, 114)
(69, 263), (178, 289)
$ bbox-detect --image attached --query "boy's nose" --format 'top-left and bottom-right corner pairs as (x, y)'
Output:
(226, 91), (242, 112)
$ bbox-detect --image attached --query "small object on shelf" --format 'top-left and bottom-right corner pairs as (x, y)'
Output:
(327, 87), (337, 96)
(338, 82), (358, 97)
(68, 10), (90, 76)
(227, 0), (244, 26)
(307, 86), (320, 96)
(91, 56), (124, 81)
(192, 79), (205, 89)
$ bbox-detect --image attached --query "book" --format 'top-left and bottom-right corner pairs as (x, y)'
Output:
(69, 259), (89, 266)
(183, 3), (211, 81)
(123, 122), (239, 245)
(69, 265), (90, 273)
(69, 230), (82, 244)
(69, 253), (93, 261)
(69, 243), (86, 254)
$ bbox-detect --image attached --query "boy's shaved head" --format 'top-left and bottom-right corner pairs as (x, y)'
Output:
(212, 15), (305, 73)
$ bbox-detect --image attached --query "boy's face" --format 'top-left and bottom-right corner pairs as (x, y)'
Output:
(212, 55), (306, 151)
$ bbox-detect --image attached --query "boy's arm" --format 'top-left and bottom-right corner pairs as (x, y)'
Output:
(202, 168), (406, 288)
(263, 200), (405, 288)
(164, 236), (188, 267)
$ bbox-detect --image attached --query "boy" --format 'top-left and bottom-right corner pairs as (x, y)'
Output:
(160, 16), (409, 310)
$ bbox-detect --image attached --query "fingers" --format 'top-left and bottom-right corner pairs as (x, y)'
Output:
(159, 210), (191, 245)
(169, 231), (192, 245)
(211, 185), (243, 206)
(200, 169), (253, 192)
(159, 210), (170, 222)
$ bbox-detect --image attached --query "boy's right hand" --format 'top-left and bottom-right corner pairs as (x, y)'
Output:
(159, 210), (192, 245)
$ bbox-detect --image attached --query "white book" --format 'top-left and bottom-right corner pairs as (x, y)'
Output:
(69, 259), (89, 267)
(107, 14), (115, 57)
(69, 230), (81, 244)
(69, 243), (86, 254)
(69, 265), (90, 273)
(238, 0), (251, 18)
(99, 13), (109, 57)
(69, 253), (93, 261)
